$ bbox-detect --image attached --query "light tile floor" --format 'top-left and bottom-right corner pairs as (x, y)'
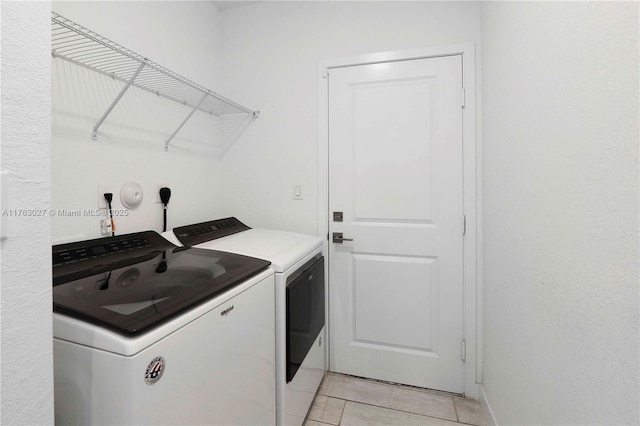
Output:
(305, 373), (482, 426)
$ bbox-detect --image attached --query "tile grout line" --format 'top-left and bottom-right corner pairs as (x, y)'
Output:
(337, 397), (345, 426)
(312, 392), (480, 425)
(453, 396), (460, 422)
(332, 372), (464, 399)
(451, 398), (484, 426)
(339, 399), (472, 425)
(305, 395), (347, 426)
(317, 373), (481, 425)
(308, 420), (334, 426)
(318, 391), (459, 424)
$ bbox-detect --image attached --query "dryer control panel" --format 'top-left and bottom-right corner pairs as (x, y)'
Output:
(173, 217), (251, 247)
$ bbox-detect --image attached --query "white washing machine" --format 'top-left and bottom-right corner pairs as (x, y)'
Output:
(52, 230), (276, 425)
(165, 217), (326, 426)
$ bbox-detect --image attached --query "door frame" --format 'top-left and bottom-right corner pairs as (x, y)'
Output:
(318, 44), (481, 399)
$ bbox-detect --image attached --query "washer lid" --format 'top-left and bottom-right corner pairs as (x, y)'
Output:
(52, 231), (270, 336)
(171, 218), (323, 272)
(190, 228), (322, 272)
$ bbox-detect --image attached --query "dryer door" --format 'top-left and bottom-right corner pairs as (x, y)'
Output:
(286, 255), (325, 382)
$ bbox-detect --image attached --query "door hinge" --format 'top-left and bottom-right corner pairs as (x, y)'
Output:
(461, 88), (466, 108)
(322, 68), (329, 79)
(462, 214), (466, 235)
(461, 340), (467, 361)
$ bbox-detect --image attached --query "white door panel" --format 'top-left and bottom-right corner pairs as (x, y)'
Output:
(353, 254), (437, 350)
(328, 55), (464, 393)
(352, 78), (434, 222)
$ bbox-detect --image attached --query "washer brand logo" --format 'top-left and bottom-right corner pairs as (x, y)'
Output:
(144, 356), (165, 385)
(221, 305), (234, 317)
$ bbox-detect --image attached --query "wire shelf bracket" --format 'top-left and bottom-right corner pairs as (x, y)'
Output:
(92, 61), (146, 141)
(165, 93), (209, 151)
(51, 11), (259, 150)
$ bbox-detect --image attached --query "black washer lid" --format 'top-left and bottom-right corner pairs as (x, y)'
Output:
(52, 231), (270, 335)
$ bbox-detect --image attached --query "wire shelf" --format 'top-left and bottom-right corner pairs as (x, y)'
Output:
(51, 11), (258, 150)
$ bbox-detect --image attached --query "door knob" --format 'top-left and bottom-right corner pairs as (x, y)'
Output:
(332, 232), (354, 243)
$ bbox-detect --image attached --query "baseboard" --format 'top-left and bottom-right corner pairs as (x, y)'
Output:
(479, 385), (498, 426)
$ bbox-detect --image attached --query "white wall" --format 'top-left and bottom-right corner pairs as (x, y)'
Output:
(52, 1), (226, 243)
(481, 2), (639, 424)
(0, 2), (54, 424)
(218, 1), (481, 235)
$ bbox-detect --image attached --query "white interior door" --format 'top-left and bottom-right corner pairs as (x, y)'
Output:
(328, 55), (465, 393)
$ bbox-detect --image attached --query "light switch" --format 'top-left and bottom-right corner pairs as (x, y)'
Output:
(293, 185), (303, 200)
